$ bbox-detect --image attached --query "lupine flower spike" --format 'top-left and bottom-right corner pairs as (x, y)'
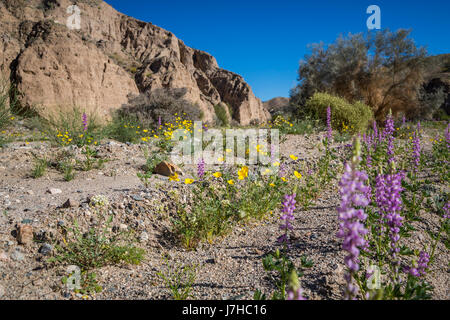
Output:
(277, 194), (296, 246)
(197, 158), (205, 180)
(336, 138), (370, 300)
(82, 112), (88, 132)
(326, 106), (332, 142)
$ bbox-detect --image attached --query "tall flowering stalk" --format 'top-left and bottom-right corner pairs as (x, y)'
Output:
(277, 194), (296, 246)
(197, 158), (205, 180)
(383, 113), (395, 163)
(412, 131), (421, 171)
(82, 112), (88, 132)
(375, 172), (404, 273)
(404, 251), (429, 277)
(326, 106), (332, 142)
(372, 120), (379, 146)
(286, 270), (306, 300)
(336, 138), (370, 299)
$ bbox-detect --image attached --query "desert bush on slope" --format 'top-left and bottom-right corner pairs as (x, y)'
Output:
(291, 29), (430, 120)
(118, 88), (202, 129)
(303, 92), (373, 133)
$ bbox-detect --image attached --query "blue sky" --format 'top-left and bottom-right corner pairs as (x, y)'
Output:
(104, 0), (450, 101)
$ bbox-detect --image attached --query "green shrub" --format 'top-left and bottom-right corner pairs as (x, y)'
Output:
(28, 107), (103, 146)
(31, 154), (48, 178)
(214, 103), (230, 127)
(0, 79), (11, 131)
(157, 257), (197, 300)
(303, 92), (373, 133)
(50, 198), (145, 293)
(103, 113), (144, 144)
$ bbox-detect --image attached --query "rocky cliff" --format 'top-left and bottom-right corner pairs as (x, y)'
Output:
(0, 0), (270, 124)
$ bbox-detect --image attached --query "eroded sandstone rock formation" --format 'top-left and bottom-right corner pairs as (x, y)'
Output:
(0, 0), (270, 124)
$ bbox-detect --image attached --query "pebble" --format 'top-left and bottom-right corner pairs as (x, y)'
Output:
(139, 231), (149, 242)
(26, 190), (34, 195)
(38, 243), (53, 256)
(0, 284), (4, 298)
(10, 249), (25, 262)
(119, 224), (128, 231)
(47, 188), (62, 195)
(131, 195), (144, 202)
(61, 198), (79, 208)
(0, 251), (10, 262)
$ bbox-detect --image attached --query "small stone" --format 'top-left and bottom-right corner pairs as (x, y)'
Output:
(26, 190), (34, 195)
(154, 161), (184, 177)
(21, 219), (33, 224)
(57, 220), (65, 227)
(11, 249), (25, 262)
(0, 251), (10, 262)
(119, 224), (128, 231)
(0, 284), (4, 298)
(47, 188), (62, 195)
(17, 224), (33, 245)
(139, 231), (149, 242)
(61, 198), (79, 208)
(131, 195), (144, 202)
(39, 243), (53, 256)
(205, 258), (215, 264)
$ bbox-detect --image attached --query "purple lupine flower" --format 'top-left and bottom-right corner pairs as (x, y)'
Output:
(376, 172), (404, 264)
(326, 106), (332, 142)
(404, 251), (430, 277)
(443, 202), (450, 219)
(402, 115), (406, 126)
(384, 114), (395, 163)
(82, 112), (88, 131)
(278, 161), (287, 178)
(336, 139), (369, 299)
(197, 158), (205, 180)
(277, 194), (296, 246)
(158, 116), (162, 128)
(417, 121), (421, 134)
(412, 131), (421, 171)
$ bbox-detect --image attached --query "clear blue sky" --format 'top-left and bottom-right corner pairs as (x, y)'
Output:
(104, 0), (450, 101)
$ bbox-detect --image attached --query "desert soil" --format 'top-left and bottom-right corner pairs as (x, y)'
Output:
(0, 126), (448, 300)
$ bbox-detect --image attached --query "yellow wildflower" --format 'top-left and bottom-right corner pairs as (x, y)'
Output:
(238, 166), (249, 180)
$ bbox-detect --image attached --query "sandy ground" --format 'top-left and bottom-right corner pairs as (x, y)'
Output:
(0, 128), (448, 300)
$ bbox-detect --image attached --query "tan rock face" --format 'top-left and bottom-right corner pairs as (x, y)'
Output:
(14, 21), (139, 118)
(0, 0), (270, 125)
